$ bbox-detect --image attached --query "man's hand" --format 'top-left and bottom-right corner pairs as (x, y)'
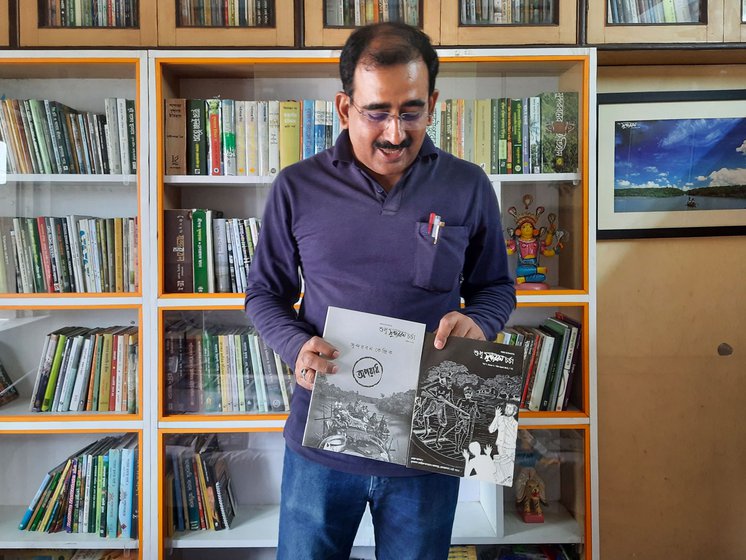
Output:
(433, 311), (486, 350)
(294, 336), (339, 390)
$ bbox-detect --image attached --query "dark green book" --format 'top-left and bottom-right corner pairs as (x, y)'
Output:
(187, 99), (207, 175)
(125, 99), (137, 173)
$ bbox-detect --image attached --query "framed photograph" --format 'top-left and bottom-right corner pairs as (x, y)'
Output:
(597, 90), (746, 239)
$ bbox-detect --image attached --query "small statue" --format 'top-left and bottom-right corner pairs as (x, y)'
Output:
(515, 467), (547, 523)
(505, 194), (567, 289)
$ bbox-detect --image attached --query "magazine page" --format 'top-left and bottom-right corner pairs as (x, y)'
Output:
(302, 307), (426, 465)
(408, 337), (524, 486)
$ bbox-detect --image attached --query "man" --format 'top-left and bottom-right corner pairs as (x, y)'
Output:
(245, 21), (515, 560)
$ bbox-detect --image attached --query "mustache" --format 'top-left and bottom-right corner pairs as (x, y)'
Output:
(374, 138), (412, 150)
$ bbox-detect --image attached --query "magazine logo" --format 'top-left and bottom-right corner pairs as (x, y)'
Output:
(619, 121), (640, 129)
(352, 357), (383, 388)
(473, 350), (515, 366)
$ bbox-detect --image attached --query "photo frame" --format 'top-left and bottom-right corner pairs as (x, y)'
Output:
(597, 90), (746, 239)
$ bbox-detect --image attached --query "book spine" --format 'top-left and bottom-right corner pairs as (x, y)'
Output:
(165, 98), (187, 175)
(206, 99), (222, 175)
(186, 98), (207, 175)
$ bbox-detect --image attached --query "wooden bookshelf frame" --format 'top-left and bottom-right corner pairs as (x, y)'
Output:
(303, 0), (442, 47)
(438, 0), (577, 46)
(18, 1), (158, 47)
(0, 0), (9, 47)
(156, 0), (296, 46)
(587, 0), (725, 44)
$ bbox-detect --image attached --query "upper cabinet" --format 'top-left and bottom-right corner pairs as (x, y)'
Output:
(439, 0), (578, 46)
(723, 0), (746, 41)
(303, 0), (441, 46)
(587, 0), (727, 44)
(19, 0), (158, 47)
(157, 0), (296, 47)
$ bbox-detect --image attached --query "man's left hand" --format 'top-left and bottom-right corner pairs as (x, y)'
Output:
(433, 311), (486, 350)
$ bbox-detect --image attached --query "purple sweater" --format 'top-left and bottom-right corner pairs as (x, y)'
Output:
(245, 130), (516, 476)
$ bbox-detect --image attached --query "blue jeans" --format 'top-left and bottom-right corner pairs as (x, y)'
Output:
(277, 444), (460, 560)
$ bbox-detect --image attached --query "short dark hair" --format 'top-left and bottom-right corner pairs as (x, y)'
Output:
(339, 22), (439, 98)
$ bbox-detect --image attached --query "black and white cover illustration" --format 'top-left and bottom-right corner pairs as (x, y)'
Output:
(302, 307), (425, 465)
(408, 337), (524, 486)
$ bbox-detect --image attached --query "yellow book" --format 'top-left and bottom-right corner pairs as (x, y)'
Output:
(218, 334), (231, 412)
(474, 99), (492, 172)
(38, 458), (72, 531)
(279, 100), (301, 171)
(97, 332), (114, 411)
(114, 217), (124, 293)
(193, 452), (215, 529)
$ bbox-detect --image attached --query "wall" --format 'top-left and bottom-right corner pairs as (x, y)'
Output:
(597, 66), (746, 559)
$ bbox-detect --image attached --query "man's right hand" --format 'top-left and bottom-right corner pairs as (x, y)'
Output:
(294, 336), (339, 390)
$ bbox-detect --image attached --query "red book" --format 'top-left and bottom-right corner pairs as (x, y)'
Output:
(36, 217), (55, 292)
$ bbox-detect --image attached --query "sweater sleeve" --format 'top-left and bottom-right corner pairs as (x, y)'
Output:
(460, 173), (516, 340)
(244, 173), (315, 369)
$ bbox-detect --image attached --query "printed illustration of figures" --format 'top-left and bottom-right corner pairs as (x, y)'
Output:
(408, 354), (523, 485)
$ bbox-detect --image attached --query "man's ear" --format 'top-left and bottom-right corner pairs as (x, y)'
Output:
(336, 91), (350, 130)
(427, 89), (440, 125)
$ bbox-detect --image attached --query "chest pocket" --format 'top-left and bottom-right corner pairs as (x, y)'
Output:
(413, 222), (469, 293)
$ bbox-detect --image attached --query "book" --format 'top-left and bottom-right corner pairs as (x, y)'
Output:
(164, 99), (187, 175)
(279, 100), (301, 170)
(187, 98), (207, 175)
(539, 91), (579, 173)
(164, 209), (193, 293)
(206, 99), (222, 175)
(221, 99), (237, 176)
(303, 307), (523, 486)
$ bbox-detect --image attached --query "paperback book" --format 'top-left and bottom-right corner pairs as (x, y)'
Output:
(302, 307), (524, 486)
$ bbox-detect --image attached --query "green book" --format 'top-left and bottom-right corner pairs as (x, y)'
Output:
(511, 98), (523, 174)
(41, 331), (70, 411)
(498, 97), (508, 174)
(539, 91), (579, 173)
(191, 208), (209, 293)
(187, 98), (207, 175)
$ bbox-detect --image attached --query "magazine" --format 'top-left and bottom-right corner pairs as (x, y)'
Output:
(302, 307), (524, 486)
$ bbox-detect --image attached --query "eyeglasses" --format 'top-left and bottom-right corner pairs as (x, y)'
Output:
(349, 99), (429, 130)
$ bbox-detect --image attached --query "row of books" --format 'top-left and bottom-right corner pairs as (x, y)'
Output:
(0, 98), (137, 175)
(164, 98), (340, 177)
(177, 0), (275, 27)
(0, 550), (126, 560)
(165, 434), (236, 533)
(41, 0), (139, 28)
(324, 0), (420, 28)
(460, 0), (556, 26)
(29, 326), (139, 414)
(426, 92), (579, 175)
(18, 434), (138, 538)
(165, 322), (293, 414)
(607, 0), (698, 24)
(0, 215), (139, 294)
(501, 312), (582, 412)
(164, 209), (261, 294)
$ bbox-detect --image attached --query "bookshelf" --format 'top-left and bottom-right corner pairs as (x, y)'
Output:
(18, 1), (158, 47)
(303, 0), (441, 47)
(0, 51), (149, 558)
(156, 0), (296, 47)
(587, 0), (726, 44)
(438, 0), (578, 46)
(150, 47), (597, 558)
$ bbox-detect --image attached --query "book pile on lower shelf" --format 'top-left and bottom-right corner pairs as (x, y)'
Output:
(0, 549), (127, 560)
(0, 97), (136, 175)
(18, 434), (138, 538)
(499, 312), (582, 412)
(30, 325), (139, 414)
(165, 434), (236, 534)
(425, 93), (579, 175)
(0, 216), (139, 294)
(165, 321), (293, 414)
(164, 209), (261, 294)
(164, 98), (340, 177)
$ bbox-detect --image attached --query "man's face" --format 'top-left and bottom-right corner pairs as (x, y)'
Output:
(336, 58), (438, 191)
